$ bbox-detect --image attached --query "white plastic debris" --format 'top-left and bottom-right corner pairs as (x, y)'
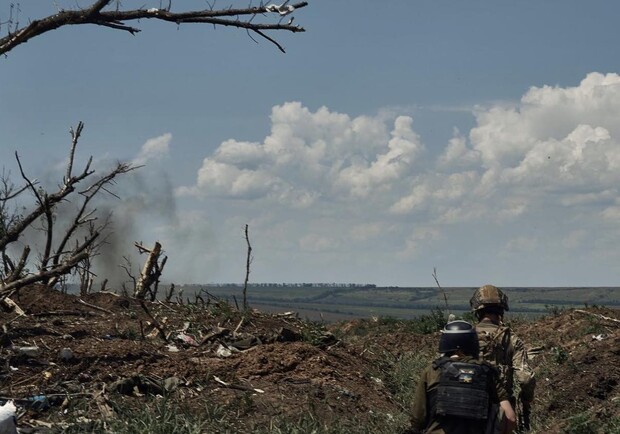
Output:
(215, 344), (233, 358)
(0, 400), (17, 434)
(265, 3), (295, 16)
(17, 346), (40, 357)
(592, 334), (605, 341)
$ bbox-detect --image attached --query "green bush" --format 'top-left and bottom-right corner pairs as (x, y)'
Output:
(405, 307), (446, 334)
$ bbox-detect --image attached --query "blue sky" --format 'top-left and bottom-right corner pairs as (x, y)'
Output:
(2, 1), (620, 287)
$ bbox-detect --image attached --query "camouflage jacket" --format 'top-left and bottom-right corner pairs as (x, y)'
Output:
(475, 319), (536, 403)
(409, 356), (507, 434)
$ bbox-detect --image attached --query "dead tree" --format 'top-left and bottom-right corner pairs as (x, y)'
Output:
(0, 1), (308, 56)
(133, 241), (168, 300)
(243, 224), (253, 310)
(0, 122), (136, 299)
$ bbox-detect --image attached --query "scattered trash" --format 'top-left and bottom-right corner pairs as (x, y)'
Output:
(215, 344), (233, 358)
(166, 344), (180, 352)
(27, 395), (50, 411)
(163, 377), (180, 392)
(0, 400), (16, 434)
(176, 332), (199, 347)
(592, 334), (605, 341)
(16, 346), (40, 358)
(108, 375), (180, 397)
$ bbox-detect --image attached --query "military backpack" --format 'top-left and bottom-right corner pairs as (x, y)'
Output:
(430, 357), (491, 421)
(477, 325), (512, 389)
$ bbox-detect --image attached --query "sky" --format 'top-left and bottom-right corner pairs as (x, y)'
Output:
(2, 1), (620, 287)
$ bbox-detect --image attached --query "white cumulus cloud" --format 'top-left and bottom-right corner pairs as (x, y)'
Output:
(172, 73), (620, 284)
(133, 133), (172, 165)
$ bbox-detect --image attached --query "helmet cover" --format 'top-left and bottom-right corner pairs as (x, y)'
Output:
(469, 284), (509, 312)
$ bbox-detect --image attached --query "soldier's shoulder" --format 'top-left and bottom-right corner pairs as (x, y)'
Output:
(476, 321), (502, 333)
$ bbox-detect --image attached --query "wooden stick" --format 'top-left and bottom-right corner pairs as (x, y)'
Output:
(76, 298), (114, 314)
(139, 300), (168, 342)
(574, 309), (620, 326)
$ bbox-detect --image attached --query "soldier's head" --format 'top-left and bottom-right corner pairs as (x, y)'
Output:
(470, 284), (509, 320)
(438, 320), (479, 358)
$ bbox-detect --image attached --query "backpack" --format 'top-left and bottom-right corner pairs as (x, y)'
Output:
(477, 325), (512, 385)
(431, 358), (491, 421)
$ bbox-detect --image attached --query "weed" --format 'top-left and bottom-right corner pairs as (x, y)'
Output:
(544, 304), (564, 317)
(58, 396), (230, 434)
(581, 316), (605, 335)
(404, 307), (446, 334)
(551, 346), (569, 364)
(376, 349), (435, 409)
(564, 412), (601, 434)
(260, 411), (406, 434)
(120, 327), (138, 340)
(300, 321), (333, 346)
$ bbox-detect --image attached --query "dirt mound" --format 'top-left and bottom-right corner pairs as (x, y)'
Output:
(0, 286), (618, 433)
(1, 286), (400, 432)
(514, 308), (620, 433)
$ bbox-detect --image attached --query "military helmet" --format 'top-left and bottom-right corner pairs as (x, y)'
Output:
(470, 284), (509, 312)
(438, 320), (479, 357)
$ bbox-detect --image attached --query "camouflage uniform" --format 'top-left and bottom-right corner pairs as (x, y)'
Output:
(475, 319), (536, 404)
(469, 285), (535, 432)
(410, 356), (508, 434)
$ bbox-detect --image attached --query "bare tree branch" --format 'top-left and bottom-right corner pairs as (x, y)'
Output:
(0, 1), (308, 56)
(0, 251), (89, 296)
(243, 223), (252, 310)
(0, 122), (135, 297)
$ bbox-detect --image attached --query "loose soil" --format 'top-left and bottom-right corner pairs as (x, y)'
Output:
(0, 285), (618, 433)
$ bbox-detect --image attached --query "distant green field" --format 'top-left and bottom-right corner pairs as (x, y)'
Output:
(177, 284), (620, 321)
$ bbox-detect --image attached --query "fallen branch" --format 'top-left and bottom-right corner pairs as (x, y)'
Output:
(32, 310), (96, 317)
(76, 298), (114, 315)
(139, 300), (168, 342)
(574, 309), (620, 326)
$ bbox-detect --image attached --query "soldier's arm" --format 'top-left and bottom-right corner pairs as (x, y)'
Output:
(409, 367), (430, 433)
(511, 334), (536, 402)
(500, 400), (517, 434)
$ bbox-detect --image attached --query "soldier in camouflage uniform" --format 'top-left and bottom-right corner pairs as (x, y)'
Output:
(409, 321), (516, 434)
(470, 285), (536, 431)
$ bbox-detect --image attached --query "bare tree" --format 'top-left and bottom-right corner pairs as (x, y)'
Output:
(243, 224), (253, 310)
(0, 121), (136, 298)
(133, 241), (168, 300)
(0, 1), (308, 56)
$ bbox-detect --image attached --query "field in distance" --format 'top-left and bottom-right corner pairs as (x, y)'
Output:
(177, 284), (620, 321)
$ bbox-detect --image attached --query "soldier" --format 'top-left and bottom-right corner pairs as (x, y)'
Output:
(470, 285), (536, 431)
(409, 320), (516, 434)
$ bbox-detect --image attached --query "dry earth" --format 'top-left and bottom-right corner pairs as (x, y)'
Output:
(0, 285), (618, 433)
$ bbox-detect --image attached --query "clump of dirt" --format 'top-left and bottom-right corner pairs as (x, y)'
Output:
(514, 307), (620, 433)
(0, 285), (618, 433)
